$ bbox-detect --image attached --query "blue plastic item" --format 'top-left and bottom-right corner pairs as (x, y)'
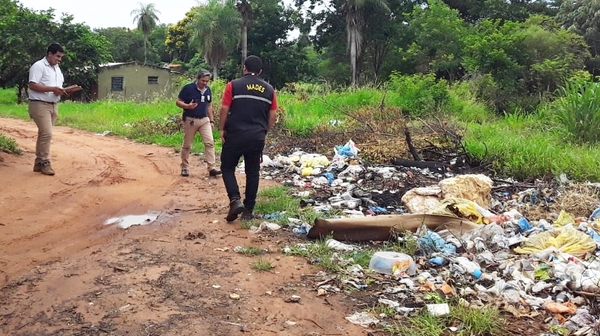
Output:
(264, 212), (284, 220)
(418, 230), (456, 255)
(368, 206), (388, 214)
(322, 172), (335, 186)
(292, 224), (310, 235)
(586, 227), (600, 242)
(590, 207), (600, 221)
(429, 256), (446, 266)
(517, 217), (532, 232)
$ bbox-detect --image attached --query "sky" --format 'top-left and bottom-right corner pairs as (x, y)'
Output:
(18, 0), (204, 29)
(17, 0), (309, 30)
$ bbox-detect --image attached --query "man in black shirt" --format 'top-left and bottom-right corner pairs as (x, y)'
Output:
(218, 56), (278, 222)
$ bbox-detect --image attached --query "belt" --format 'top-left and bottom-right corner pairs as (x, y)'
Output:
(29, 100), (57, 105)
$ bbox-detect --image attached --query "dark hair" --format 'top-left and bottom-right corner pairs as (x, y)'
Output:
(196, 69), (211, 78)
(244, 55), (262, 73)
(47, 43), (64, 54)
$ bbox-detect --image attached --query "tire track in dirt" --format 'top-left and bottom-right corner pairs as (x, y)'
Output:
(0, 117), (366, 336)
(0, 118), (180, 284)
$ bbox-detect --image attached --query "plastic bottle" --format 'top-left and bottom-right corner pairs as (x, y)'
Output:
(369, 252), (416, 276)
(455, 257), (482, 279)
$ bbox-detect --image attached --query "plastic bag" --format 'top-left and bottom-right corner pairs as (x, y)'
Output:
(428, 198), (484, 224)
(514, 225), (596, 257)
(554, 210), (575, 227)
(334, 139), (359, 158)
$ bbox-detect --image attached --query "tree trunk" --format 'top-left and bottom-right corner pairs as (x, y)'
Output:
(213, 66), (218, 80)
(143, 38), (147, 64)
(350, 37), (357, 86)
(242, 25), (248, 61)
(17, 84), (26, 104)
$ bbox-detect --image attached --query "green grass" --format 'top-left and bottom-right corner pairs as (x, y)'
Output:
(367, 303), (397, 317)
(0, 87), (221, 154)
(385, 312), (446, 336)
(3, 73), (600, 182)
(0, 133), (22, 154)
(254, 186), (299, 215)
(450, 304), (505, 336)
(250, 258), (274, 271)
(239, 219), (260, 230)
(385, 304), (505, 336)
(237, 246), (265, 256)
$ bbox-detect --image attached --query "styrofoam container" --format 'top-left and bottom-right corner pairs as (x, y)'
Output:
(369, 251), (416, 275)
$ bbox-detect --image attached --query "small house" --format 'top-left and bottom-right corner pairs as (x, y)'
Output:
(93, 62), (181, 101)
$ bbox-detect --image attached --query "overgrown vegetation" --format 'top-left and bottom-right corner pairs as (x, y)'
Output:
(250, 258), (274, 271)
(1, 65), (600, 181)
(0, 133), (21, 154)
(384, 304), (505, 336)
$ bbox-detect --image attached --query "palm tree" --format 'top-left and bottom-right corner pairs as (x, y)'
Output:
(343, 0), (388, 85)
(236, 0), (253, 61)
(131, 2), (161, 64)
(189, 0), (241, 78)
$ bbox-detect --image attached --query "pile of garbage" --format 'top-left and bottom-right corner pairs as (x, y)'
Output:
(245, 140), (600, 335)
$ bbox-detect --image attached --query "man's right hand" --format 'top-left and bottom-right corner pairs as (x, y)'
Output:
(220, 130), (226, 144)
(186, 101), (198, 110)
(52, 87), (66, 96)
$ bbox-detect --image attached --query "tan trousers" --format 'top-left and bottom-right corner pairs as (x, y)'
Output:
(181, 116), (216, 170)
(28, 101), (58, 162)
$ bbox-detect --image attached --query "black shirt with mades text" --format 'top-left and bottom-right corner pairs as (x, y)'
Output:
(224, 74), (275, 141)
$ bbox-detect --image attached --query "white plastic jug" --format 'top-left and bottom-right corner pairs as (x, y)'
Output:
(369, 251), (416, 276)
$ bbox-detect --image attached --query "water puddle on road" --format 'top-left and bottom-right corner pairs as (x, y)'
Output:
(104, 211), (166, 229)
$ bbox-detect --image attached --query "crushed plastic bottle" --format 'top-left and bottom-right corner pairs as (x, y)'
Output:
(455, 257), (482, 279)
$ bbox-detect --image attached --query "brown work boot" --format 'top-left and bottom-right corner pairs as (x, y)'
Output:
(40, 161), (55, 176)
(33, 160), (42, 172)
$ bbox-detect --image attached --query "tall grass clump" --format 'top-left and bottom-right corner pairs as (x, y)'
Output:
(0, 133), (22, 154)
(552, 81), (600, 143)
(387, 72), (450, 116)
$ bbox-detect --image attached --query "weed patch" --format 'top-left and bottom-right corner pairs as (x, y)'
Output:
(0, 134), (22, 154)
(251, 258), (274, 271)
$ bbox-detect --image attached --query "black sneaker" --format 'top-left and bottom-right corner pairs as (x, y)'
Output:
(226, 199), (244, 222)
(181, 168), (189, 177)
(209, 169), (222, 177)
(241, 209), (254, 221)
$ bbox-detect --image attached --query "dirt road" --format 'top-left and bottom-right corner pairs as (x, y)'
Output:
(0, 118), (365, 335)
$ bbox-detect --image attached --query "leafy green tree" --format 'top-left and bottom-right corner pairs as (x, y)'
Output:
(57, 15), (112, 100)
(165, 7), (200, 62)
(405, 0), (467, 82)
(0, 4), (112, 102)
(462, 15), (589, 111)
(131, 2), (161, 64)
(557, 0), (600, 74)
(149, 23), (170, 63)
(220, 0), (316, 87)
(189, 0), (241, 78)
(0, 5), (57, 101)
(95, 27), (147, 62)
(442, 0), (559, 23)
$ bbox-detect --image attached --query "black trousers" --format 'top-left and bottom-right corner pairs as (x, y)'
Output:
(220, 138), (265, 210)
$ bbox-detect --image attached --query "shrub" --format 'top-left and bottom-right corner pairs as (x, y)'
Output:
(553, 81), (600, 143)
(0, 133), (22, 155)
(387, 72), (450, 116)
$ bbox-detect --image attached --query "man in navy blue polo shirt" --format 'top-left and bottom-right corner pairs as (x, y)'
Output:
(176, 69), (221, 177)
